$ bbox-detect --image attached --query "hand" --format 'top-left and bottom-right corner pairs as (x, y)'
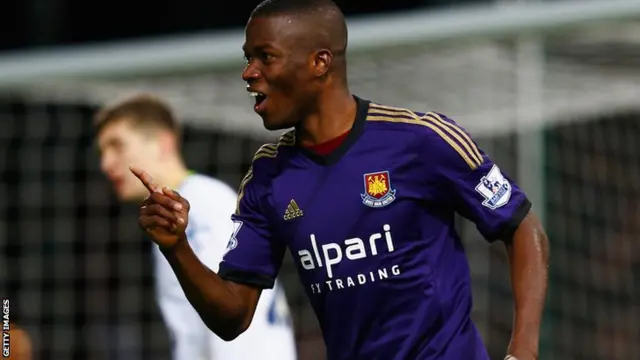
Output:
(130, 166), (190, 249)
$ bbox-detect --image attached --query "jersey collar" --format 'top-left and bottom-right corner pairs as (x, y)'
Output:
(296, 95), (369, 166)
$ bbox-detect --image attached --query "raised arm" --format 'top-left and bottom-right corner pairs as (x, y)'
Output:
(130, 166), (260, 341)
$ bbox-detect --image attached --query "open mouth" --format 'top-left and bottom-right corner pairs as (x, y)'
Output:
(250, 92), (267, 112)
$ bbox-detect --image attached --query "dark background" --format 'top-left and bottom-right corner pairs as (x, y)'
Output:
(0, 0), (489, 52)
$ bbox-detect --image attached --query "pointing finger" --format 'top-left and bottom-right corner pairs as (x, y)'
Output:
(130, 166), (161, 193)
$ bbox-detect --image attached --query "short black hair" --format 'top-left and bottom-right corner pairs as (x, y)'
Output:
(252, 0), (341, 18)
(251, 0), (348, 56)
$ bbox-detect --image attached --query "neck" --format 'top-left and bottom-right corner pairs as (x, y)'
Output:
(156, 158), (190, 190)
(297, 87), (356, 146)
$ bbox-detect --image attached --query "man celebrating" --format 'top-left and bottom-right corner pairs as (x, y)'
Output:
(132, 0), (549, 359)
(96, 93), (296, 360)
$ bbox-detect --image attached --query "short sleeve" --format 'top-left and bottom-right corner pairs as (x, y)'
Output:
(218, 168), (285, 289)
(450, 157), (531, 242)
(426, 113), (531, 242)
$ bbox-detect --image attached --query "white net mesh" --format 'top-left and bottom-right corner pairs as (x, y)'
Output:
(1, 4), (639, 359)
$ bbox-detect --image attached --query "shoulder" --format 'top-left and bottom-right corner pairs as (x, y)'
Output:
(243, 129), (296, 184)
(181, 174), (236, 203)
(234, 130), (295, 214)
(366, 102), (484, 171)
(181, 174), (237, 221)
(181, 175), (236, 226)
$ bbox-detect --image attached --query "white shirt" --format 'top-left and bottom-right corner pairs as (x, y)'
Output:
(153, 174), (297, 360)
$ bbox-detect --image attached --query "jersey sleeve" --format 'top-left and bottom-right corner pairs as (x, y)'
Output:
(425, 112), (532, 242)
(218, 165), (285, 289)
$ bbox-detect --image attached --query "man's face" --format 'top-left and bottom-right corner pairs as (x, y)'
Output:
(97, 118), (160, 202)
(242, 15), (319, 130)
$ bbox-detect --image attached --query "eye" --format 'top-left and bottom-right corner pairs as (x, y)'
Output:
(109, 139), (125, 154)
(261, 53), (274, 62)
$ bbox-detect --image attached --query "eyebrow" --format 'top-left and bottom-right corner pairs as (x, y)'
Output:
(98, 137), (121, 149)
(243, 43), (277, 53)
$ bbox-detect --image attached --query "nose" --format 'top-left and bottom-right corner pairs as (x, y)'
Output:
(100, 152), (116, 175)
(242, 62), (261, 83)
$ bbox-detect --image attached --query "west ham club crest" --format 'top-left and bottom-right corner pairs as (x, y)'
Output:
(361, 170), (396, 208)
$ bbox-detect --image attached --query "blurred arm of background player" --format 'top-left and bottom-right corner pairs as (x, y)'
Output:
(505, 213), (549, 360)
(132, 170), (261, 341)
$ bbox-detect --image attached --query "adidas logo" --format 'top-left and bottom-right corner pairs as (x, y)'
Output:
(284, 200), (304, 221)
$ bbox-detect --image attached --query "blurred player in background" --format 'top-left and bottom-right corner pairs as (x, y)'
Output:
(131, 0), (549, 359)
(95, 94), (297, 360)
(7, 322), (32, 360)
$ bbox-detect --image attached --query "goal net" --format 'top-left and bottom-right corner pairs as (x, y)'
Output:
(1, 1), (639, 359)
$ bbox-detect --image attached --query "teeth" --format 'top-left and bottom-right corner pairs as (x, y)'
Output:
(249, 92), (265, 97)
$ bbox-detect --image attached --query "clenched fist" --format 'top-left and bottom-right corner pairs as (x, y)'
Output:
(130, 166), (190, 249)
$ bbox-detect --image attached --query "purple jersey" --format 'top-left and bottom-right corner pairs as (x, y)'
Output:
(219, 97), (531, 360)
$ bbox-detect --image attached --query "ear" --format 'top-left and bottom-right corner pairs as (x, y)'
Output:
(313, 49), (332, 77)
